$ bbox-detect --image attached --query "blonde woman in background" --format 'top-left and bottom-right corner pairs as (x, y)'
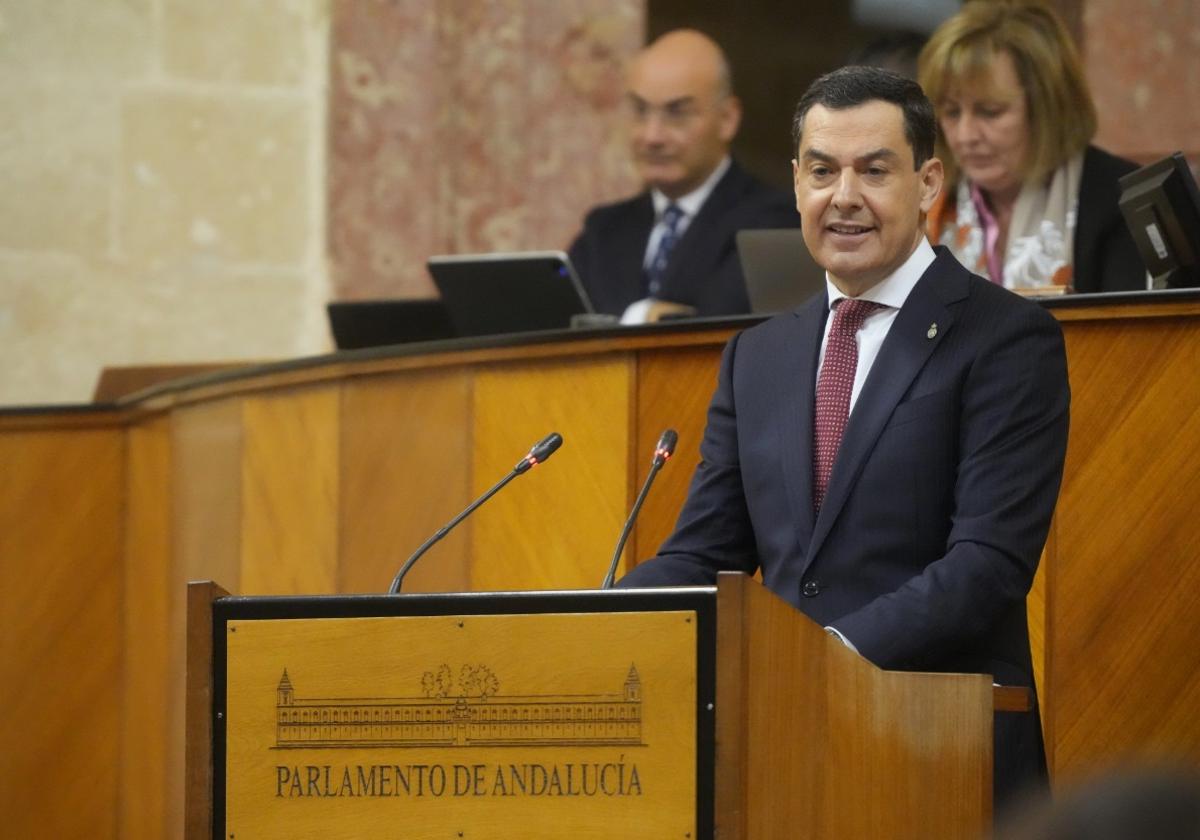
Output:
(919, 0), (1144, 294)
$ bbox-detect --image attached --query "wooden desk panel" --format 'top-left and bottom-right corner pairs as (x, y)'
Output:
(471, 355), (634, 591)
(1047, 312), (1200, 779)
(240, 387), (340, 595)
(338, 371), (472, 594)
(633, 346), (725, 566)
(121, 417), (176, 838)
(2, 297), (1198, 835)
(0, 427), (124, 840)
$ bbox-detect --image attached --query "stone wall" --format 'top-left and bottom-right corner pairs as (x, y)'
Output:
(0, 0), (331, 405)
(1, 1), (1194, 406)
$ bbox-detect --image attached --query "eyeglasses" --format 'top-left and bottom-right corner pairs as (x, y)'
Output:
(626, 96), (713, 129)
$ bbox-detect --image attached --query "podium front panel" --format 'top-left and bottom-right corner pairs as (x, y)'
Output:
(211, 589), (716, 840)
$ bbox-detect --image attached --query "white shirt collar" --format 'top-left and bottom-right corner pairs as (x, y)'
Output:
(824, 236), (936, 312)
(651, 156), (732, 220)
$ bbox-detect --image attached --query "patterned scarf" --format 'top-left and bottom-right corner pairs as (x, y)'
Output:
(928, 152), (1084, 292)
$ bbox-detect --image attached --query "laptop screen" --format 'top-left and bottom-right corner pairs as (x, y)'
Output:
(327, 299), (456, 350)
(427, 251), (593, 338)
(736, 229), (827, 314)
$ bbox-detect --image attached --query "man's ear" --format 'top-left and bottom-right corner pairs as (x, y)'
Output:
(918, 156), (944, 213)
(719, 95), (742, 143)
(791, 158), (803, 213)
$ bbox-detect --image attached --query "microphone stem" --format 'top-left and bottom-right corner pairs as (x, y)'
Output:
(388, 467), (520, 594)
(602, 459), (664, 589)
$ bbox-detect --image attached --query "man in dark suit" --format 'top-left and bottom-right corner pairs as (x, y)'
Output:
(568, 30), (798, 321)
(618, 66), (1070, 812)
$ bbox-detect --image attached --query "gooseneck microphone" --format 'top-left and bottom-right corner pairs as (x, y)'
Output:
(601, 429), (678, 589)
(387, 432), (563, 594)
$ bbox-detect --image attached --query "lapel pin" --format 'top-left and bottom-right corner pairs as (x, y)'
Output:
(926, 323), (938, 340)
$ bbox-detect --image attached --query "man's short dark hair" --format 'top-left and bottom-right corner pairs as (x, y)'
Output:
(791, 65), (936, 169)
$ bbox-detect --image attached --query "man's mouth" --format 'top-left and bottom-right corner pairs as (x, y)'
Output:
(827, 222), (873, 235)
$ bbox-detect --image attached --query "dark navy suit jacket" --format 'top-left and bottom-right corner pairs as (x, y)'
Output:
(619, 247), (1070, 806)
(568, 161), (799, 316)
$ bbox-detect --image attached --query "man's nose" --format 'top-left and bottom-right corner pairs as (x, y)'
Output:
(832, 171), (862, 209)
(637, 111), (669, 145)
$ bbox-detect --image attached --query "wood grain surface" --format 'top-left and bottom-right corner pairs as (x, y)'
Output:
(716, 573), (991, 839)
(338, 371), (473, 594)
(0, 427), (124, 839)
(121, 417), (176, 838)
(1046, 314), (1200, 780)
(2, 297), (1197, 835)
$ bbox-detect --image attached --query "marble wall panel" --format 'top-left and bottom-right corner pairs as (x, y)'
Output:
(328, 2), (445, 300)
(1086, 0), (1200, 161)
(329, 0), (642, 300)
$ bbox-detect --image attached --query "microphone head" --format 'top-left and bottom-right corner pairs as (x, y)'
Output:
(653, 428), (678, 466)
(516, 432), (564, 473)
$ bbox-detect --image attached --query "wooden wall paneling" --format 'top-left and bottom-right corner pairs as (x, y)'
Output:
(470, 355), (635, 591)
(631, 345), (724, 568)
(1049, 315), (1200, 779)
(0, 427), (124, 839)
(120, 416), (175, 839)
(338, 370), (472, 594)
(240, 387), (340, 595)
(172, 398), (245, 591)
(169, 396), (245, 832)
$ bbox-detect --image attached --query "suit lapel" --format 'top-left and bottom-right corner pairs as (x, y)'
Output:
(614, 195), (655, 307)
(661, 163), (744, 291)
(804, 255), (968, 570)
(775, 295), (828, 549)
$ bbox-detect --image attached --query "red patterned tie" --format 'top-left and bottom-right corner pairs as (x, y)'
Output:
(813, 298), (885, 511)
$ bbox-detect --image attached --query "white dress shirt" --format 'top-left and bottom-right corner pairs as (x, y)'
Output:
(816, 237), (936, 411)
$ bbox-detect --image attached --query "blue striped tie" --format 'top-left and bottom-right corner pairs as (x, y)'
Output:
(646, 204), (684, 297)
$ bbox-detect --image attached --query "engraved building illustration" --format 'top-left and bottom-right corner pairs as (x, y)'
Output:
(275, 666), (643, 749)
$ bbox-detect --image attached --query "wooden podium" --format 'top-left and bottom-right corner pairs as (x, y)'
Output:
(186, 574), (993, 840)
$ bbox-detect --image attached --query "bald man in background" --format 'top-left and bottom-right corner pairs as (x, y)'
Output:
(569, 30), (798, 322)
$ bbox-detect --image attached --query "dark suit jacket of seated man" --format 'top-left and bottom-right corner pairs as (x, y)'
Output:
(568, 29), (798, 319)
(618, 65), (1070, 815)
(569, 159), (798, 317)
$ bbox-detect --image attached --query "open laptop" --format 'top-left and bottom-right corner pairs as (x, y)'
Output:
(427, 251), (593, 338)
(327, 299), (456, 350)
(736, 229), (827, 314)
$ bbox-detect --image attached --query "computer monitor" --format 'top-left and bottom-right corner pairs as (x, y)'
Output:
(736, 229), (827, 314)
(1118, 152), (1200, 289)
(326, 299), (455, 350)
(427, 251), (593, 338)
